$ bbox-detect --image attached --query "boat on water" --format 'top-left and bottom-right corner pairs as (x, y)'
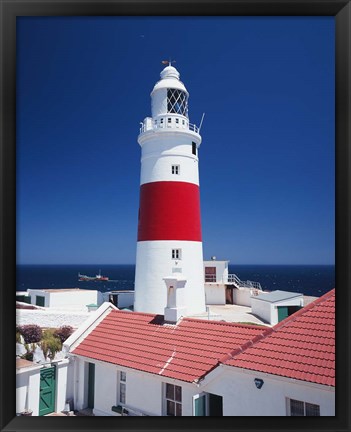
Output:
(78, 270), (109, 282)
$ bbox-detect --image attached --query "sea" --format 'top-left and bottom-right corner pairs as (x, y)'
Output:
(16, 264), (335, 297)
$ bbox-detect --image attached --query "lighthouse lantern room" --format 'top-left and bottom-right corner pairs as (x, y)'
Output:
(134, 63), (206, 317)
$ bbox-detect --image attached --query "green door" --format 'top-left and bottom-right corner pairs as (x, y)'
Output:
(194, 394), (206, 416)
(278, 306), (289, 322)
(39, 366), (56, 416)
(36, 296), (45, 306)
(87, 363), (95, 409)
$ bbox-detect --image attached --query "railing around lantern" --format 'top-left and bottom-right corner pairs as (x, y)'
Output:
(139, 116), (199, 134)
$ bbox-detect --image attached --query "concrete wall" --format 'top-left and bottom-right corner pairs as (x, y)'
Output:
(232, 287), (252, 307)
(205, 284), (226, 305)
(251, 296), (303, 325)
(16, 366), (41, 415)
(16, 309), (90, 328)
(203, 366), (335, 416)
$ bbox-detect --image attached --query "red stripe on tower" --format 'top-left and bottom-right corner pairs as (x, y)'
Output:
(137, 181), (202, 241)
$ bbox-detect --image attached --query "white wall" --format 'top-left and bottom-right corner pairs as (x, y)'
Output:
(49, 291), (99, 310)
(205, 284), (226, 305)
(93, 362), (118, 416)
(55, 359), (70, 413)
(16, 309), (90, 328)
(16, 366), (41, 415)
(202, 366), (335, 416)
(232, 288), (252, 307)
(72, 355), (334, 417)
(74, 357), (201, 417)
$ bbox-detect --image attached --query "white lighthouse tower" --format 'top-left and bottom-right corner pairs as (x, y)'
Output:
(134, 63), (206, 316)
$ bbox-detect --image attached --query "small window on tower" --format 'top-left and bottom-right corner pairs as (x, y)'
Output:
(172, 249), (181, 260)
(168, 117), (172, 123)
(171, 165), (180, 175)
(160, 118), (164, 124)
(192, 142), (197, 155)
(175, 118), (179, 124)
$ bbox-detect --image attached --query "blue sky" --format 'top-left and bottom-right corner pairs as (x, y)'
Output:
(16, 16), (335, 265)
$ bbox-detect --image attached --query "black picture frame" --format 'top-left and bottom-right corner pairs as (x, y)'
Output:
(1, 1), (350, 431)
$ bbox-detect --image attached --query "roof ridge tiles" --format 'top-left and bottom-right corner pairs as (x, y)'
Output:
(218, 327), (273, 363)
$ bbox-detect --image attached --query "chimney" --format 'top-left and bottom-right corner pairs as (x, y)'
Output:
(163, 276), (187, 323)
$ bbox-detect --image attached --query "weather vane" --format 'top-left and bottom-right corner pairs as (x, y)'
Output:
(161, 59), (176, 66)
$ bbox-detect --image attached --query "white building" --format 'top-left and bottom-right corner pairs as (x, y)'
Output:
(16, 358), (70, 416)
(203, 259), (263, 306)
(134, 63), (206, 316)
(251, 290), (304, 325)
(64, 289), (335, 416)
(27, 288), (102, 311)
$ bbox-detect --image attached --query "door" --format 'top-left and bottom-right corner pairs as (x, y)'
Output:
(225, 286), (233, 304)
(277, 306), (289, 322)
(193, 393), (223, 416)
(36, 295), (45, 306)
(193, 394), (206, 416)
(87, 363), (95, 409)
(39, 366), (56, 416)
(209, 394), (223, 416)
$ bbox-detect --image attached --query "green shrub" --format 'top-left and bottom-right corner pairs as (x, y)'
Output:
(40, 329), (62, 361)
(16, 331), (22, 343)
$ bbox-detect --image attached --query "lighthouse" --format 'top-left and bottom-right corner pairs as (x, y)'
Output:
(134, 63), (206, 316)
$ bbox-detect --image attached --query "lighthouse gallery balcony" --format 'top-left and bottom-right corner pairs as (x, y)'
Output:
(139, 115), (200, 136)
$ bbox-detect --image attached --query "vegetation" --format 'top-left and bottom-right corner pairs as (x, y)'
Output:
(16, 324), (75, 362)
(17, 324), (42, 344)
(40, 329), (63, 361)
(54, 325), (73, 343)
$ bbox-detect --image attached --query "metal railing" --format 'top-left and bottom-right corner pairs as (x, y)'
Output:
(227, 274), (262, 290)
(205, 273), (262, 291)
(139, 116), (199, 134)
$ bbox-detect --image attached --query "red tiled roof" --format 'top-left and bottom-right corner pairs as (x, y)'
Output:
(72, 312), (266, 383)
(224, 289), (335, 387)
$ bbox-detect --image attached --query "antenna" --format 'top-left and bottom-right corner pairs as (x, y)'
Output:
(198, 113), (206, 132)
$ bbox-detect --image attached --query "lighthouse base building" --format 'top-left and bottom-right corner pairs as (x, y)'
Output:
(63, 289), (335, 417)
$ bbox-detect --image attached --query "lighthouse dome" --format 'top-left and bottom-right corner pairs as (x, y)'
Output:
(160, 65), (180, 80)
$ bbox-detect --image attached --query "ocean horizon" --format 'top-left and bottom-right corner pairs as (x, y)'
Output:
(16, 264), (335, 298)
